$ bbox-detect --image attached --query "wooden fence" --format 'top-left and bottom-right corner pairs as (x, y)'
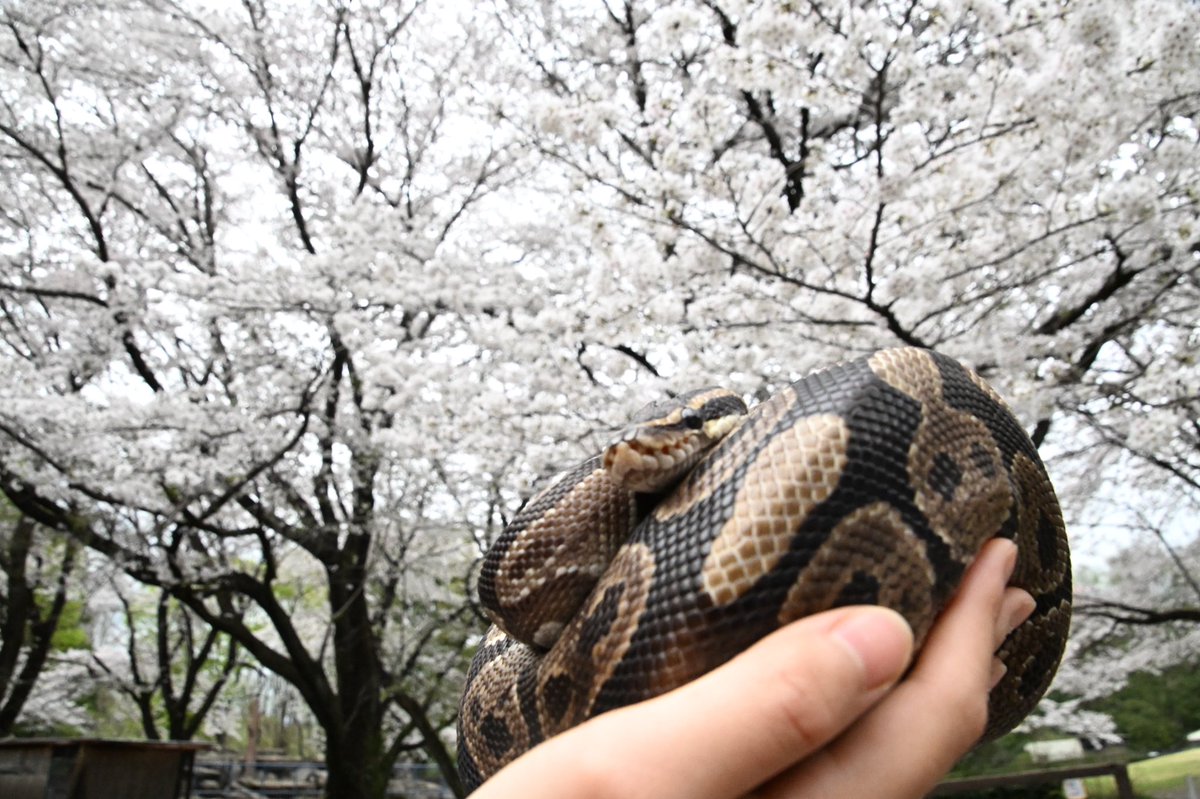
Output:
(932, 762), (1134, 799)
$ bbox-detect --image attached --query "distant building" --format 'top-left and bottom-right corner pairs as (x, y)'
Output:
(1025, 738), (1086, 763)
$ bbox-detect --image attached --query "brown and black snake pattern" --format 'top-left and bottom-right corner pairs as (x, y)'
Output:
(458, 348), (1072, 792)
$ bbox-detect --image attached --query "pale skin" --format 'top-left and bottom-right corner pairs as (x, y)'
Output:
(471, 538), (1038, 799)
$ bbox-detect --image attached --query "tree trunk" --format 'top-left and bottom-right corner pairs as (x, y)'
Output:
(325, 553), (390, 799)
(0, 518), (76, 735)
(325, 727), (389, 799)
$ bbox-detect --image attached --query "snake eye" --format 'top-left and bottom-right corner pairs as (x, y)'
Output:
(681, 408), (704, 430)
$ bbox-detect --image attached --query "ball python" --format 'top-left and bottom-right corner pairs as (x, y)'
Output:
(457, 347), (1071, 791)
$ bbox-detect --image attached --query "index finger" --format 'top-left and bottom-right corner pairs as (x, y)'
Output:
(759, 537), (1029, 799)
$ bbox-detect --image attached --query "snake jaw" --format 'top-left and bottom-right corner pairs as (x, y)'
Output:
(604, 433), (706, 492)
(603, 388), (748, 493)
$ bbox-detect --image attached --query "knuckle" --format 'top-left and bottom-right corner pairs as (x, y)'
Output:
(771, 663), (843, 752)
(953, 689), (990, 743)
(572, 748), (628, 799)
(568, 723), (644, 799)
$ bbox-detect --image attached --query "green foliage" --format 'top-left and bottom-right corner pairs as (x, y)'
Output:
(1084, 749), (1200, 799)
(86, 686), (150, 740)
(11, 715), (85, 738)
(950, 727), (1094, 780)
(945, 785), (1064, 799)
(952, 733), (1039, 778)
(47, 598), (90, 651)
(1090, 662), (1200, 754)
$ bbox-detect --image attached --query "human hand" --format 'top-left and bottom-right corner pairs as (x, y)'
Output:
(469, 537), (1035, 799)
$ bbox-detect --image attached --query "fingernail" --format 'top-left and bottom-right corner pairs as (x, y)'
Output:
(996, 538), (1018, 582)
(830, 608), (914, 690)
(999, 589), (1037, 638)
(989, 659), (1007, 690)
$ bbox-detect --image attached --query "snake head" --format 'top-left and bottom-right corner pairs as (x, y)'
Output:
(603, 387), (747, 493)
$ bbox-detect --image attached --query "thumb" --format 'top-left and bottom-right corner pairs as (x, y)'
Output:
(479, 605), (914, 799)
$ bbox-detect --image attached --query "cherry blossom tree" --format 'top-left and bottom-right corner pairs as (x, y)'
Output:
(0, 509), (82, 735)
(490, 0), (1198, 444)
(0, 2), (529, 796)
(1, 0), (1198, 795)
(87, 577), (241, 741)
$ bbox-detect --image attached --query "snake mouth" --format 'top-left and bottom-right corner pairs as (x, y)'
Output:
(603, 432), (709, 493)
(603, 390), (747, 493)
(605, 412), (743, 492)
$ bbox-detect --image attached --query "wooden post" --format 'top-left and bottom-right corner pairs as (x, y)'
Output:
(932, 762), (1139, 797)
(245, 695), (261, 772)
(1111, 764), (1134, 799)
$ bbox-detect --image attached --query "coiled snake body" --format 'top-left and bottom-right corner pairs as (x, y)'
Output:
(458, 348), (1071, 791)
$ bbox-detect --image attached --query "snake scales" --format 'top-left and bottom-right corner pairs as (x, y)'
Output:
(458, 348), (1071, 791)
